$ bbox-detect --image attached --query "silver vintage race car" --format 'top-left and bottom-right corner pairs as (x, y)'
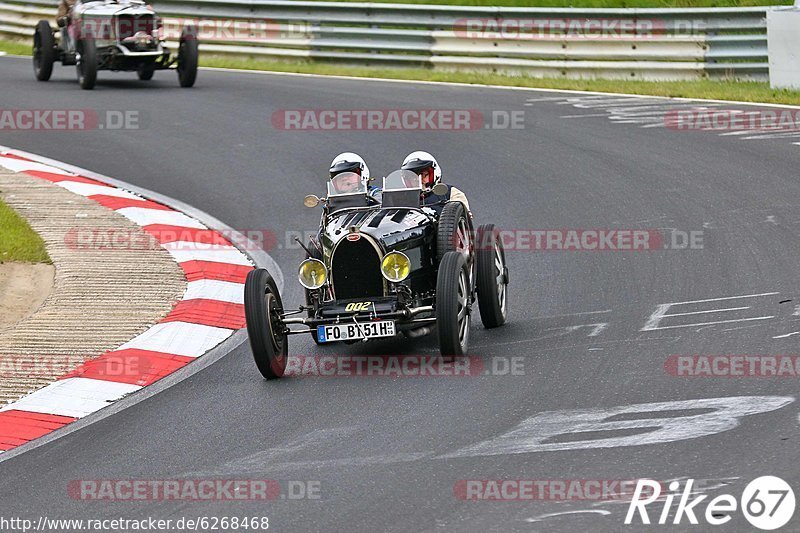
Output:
(33, 0), (197, 89)
(244, 170), (510, 379)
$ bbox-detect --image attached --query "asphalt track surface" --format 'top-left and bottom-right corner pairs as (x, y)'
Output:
(1, 57), (800, 532)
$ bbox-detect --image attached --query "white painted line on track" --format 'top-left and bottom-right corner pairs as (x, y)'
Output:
(660, 306), (751, 318)
(643, 316), (774, 331)
(659, 292), (779, 306)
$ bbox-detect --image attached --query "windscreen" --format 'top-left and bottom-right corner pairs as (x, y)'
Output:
(327, 172), (366, 196)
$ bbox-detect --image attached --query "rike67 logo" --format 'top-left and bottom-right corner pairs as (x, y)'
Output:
(625, 476), (795, 530)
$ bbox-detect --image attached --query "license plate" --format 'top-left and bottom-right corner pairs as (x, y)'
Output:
(317, 321), (396, 342)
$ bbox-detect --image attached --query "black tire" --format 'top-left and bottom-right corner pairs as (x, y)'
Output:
(76, 31), (97, 90)
(304, 241), (325, 345)
(137, 63), (155, 80)
(33, 20), (56, 81)
(476, 224), (508, 328)
(177, 25), (198, 88)
(436, 251), (471, 356)
(245, 268), (287, 379)
(436, 201), (472, 266)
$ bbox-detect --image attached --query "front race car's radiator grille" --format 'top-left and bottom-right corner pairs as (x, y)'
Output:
(331, 238), (384, 300)
(117, 15), (156, 40)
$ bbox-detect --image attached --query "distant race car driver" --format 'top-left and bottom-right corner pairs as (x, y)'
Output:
(400, 151), (470, 214)
(328, 152), (380, 200)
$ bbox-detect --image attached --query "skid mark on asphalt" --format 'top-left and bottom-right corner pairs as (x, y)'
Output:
(526, 95), (800, 146)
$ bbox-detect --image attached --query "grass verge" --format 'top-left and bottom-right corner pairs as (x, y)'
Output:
(200, 55), (800, 106)
(3, 38), (800, 105)
(0, 198), (51, 264)
(327, 0), (789, 6)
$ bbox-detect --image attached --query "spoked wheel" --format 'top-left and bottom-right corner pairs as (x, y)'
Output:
(177, 25), (198, 88)
(436, 201), (472, 264)
(436, 251), (471, 356)
(33, 20), (56, 81)
(76, 31), (97, 90)
(476, 224), (508, 328)
(245, 268), (287, 379)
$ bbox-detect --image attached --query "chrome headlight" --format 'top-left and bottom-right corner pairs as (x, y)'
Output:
(380, 251), (410, 283)
(298, 258), (327, 289)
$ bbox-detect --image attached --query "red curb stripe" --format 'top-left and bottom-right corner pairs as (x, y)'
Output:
(180, 260), (253, 283)
(162, 299), (246, 330)
(143, 225), (232, 246)
(61, 349), (194, 387)
(0, 149), (256, 453)
(89, 195), (175, 212)
(0, 153), (34, 161)
(0, 411), (77, 451)
(23, 170), (104, 185)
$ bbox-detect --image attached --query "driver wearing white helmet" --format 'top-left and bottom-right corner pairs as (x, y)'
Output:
(329, 152), (380, 201)
(400, 151), (470, 214)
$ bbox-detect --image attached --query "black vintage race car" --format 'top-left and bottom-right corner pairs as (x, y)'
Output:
(244, 170), (510, 379)
(33, 0), (197, 90)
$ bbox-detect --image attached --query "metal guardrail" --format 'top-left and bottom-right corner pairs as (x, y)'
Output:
(0, 0), (773, 81)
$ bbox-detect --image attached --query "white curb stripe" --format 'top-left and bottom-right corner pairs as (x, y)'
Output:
(167, 245), (254, 267)
(184, 279), (245, 304)
(0, 378), (141, 419)
(116, 322), (234, 357)
(116, 207), (207, 229)
(56, 181), (140, 199)
(0, 158), (74, 176)
(0, 147), (267, 457)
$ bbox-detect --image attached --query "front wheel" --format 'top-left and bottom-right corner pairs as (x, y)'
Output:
(436, 201), (472, 265)
(76, 33), (97, 90)
(244, 268), (287, 379)
(436, 251), (471, 356)
(137, 63), (155, 80)
(476, 224), (508, 328)
(33, 20), (56, 81)
(177, 25), (198, 88)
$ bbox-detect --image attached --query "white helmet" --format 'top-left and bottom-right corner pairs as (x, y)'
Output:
(329, 152), (370, 184)
(401, 151), (441, 189)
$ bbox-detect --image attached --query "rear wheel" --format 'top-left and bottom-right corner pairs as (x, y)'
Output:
(33, 20), (56, 81)
(476, 224), (508, 328)
(245, 268), (287, 379)
(436, 251), (471, 356)
(177, 25), (198, 88)
(76, 31), (97, 90)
